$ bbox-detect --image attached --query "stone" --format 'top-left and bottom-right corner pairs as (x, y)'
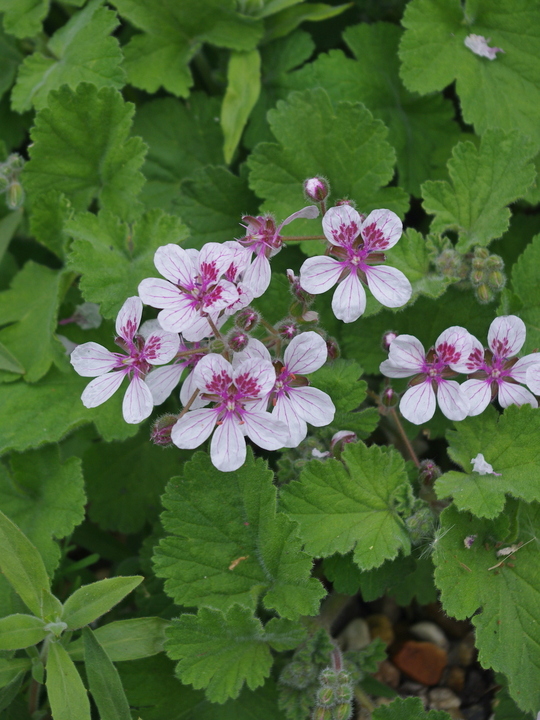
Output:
(367, 614), (394, 645)
(410, 621), (449, 650)
(458, 632), (477, 667)
(392, 641), (448, 686)
(446, 665), (466, 694)
(428, 687), (461, 710)
(462, 704), (486, 720)
(338, 618), (371, 651)
(373, 660), (401, 689)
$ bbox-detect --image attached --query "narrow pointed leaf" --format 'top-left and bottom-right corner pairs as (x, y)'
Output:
(83, 628), (131, 720)
(0, 614), (46, 650)
(68, 617), (169, 662)
(62, 576), (143, 630)
(46, 642), (91, 720)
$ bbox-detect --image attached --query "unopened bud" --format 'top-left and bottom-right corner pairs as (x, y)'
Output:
(319, 669), (338, 685)
(334, 703), (353, 720)
(382, 330), (398, 352)
(227, 329), (249, 352)
(330, 431), (357, 454)
(476, 283), (494, 304)
(381, 386), (398, 408)
(470, 269), (484, 286)
(279, 661), (317, 689)
(406, 506), (435, 545)
(471, 258), (485, 271)
(335, 670), (350, 685)
(302, 310), (319, 323)
(485, 254), (504, 270)
(419, 459), (441, 485)
(210, 337), (226, 354)
(312, 708), (333, 720)
(487, 270), (506, 291)
(287, 268), (315, 305)
(151, 415), (177, 447)
(316, 686), (335, 707)
(278, 320), (299, 340)
(235, 307), (259, 331)
(473, 247), (490, 260)
(304, 176), (329, 203)
(7, 181), (24, 209)
(326, 337), (340, 360)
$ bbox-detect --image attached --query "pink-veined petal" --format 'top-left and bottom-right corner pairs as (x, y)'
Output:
(437, 380), (470, 421)
(194, 353), (233, 392)
(488, 315), (526, 358)
(234, 358), (276, 398)
(498, 381), (538, 409)
(322, 205), (362, 247)
(379, 360), (416, 378)
(232, 338), (272, 368)
(386, 335), (426, 372)
(211, 417), (246, 472)
(146, 364), (184, 405)
(138, 278), (183, 309)
(115, 296), (142, 342)
(365, 265), (412, 308)
(332, 272), (366, 323)
(154, 244), (194, 286)
(360, 209), (402, 251)
(400, 381), (436, 424)
(171, 408), (217, 449)
(180, 369), (210, 409)
(299, 255), (343, 294)
(288, 386), (335, 427)
(139, 322), (180, 364)
(525, 363), (540, 394)
(463, 334), (485, 373)
(462, 379), (493, 416)
(70, 342), (118, 377)
(243, 253), (271, 299)
(510, 353), (540, 384)
(223, 241), (252, 279)
(81, 371), (125, 408)
(202, 280), (239, 313)
(181, 314), (216, 342)
(278, 205), (319, 232)
(156, 298), (199, 334)
(273, 395), (307, 448)
(198, 242), (235, 280)
(435, 326), (474, 372)
(284, 331), (327, 374)
(242, 410), (289, 450)
(122, 375), (154, 424)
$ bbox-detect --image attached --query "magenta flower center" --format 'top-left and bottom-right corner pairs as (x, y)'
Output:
(204, 369), (263, 422)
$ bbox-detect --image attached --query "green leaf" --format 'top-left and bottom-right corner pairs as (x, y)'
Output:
(174, 166), (259, 249)
(110, 0), (263, 97)
(399, 0), (540, 145)
(83, 628), (131, 720)
(0, 614), (46, 650)
(0, 262), (67, 382)
(222, 50), (261, 164)
(12, 0), (125, 112)
(0, 658), (31, 689)
(511, 233), (540, 353)
(118, 654), (287, 720)
(68, 617), (169, 662)
(433, 501), (540, 714)
(22, 83), (147, 221)
(372, 696), (452, 719)
(0, 0), (48, 38)
(0, 366), (138, 456)
(264, 2), (350, 42)
(166, 606), (305, 703)
(0, 208), (22, 266)
(436, 405), (540, 517)
(132, 94), (223, 214)
(46, 641), (91, 720)
(385, 229), (451, 300)
(281, 442), (411, 570)
(0, 510), (55, 618)
(28, 191), (73, 260)
(0, 25), (22, 99)
(66, 208), (188, 319)
(247, 88), (409, 256)
(154, 450), (325, 619)
(0, 446), (85, 576)
(285, 22), (461, 196)
(0, 341), (24, 374)
(421, 130), (537, 251)
(62, 576), (143, 630)
(83, 431), (189, 534)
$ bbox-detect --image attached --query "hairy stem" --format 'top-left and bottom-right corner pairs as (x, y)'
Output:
(390, 407), (421, 468)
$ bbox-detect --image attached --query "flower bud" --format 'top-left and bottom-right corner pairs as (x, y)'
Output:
(335, 670), (350, 685)
(381, 386), (398, 408)
(487, 270), (506, 291)
(334, 703), (353, 720)
(470, 269), (484, 286)
(287, 268), (315, 306)
(302, 310), (319, 323)
(485, 254), (504, 271)
(210, 337), (226, 354)
(278, 320), (299, 340)
(227, 329), (250, 352)
(151, 415), (177, 447)
(304, 176), (329, 203)
(382, 330), (398, 352)
(235, 307), (259, 331)
(316, 686), (335, 707)
(319, 668), (338, 686)
(406, 506), (435, 545)
(473, 247), (490, 260)
(280, 661), (317, 689)
(312, 707), (333, 720)
(326, 337), (340, 360)
(419, 459), (441, 485)
(7, 181), (24, 209)
(330, 431), (357, 454)
(475, 283), (494, 304)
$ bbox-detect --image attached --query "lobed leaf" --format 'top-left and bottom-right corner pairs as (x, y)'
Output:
(372, 696), (451, 719)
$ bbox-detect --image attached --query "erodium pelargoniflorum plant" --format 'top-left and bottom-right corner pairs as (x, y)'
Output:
(1, 1), (540, 719)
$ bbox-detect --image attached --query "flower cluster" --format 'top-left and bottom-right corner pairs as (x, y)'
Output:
(380, 316), (540, 424)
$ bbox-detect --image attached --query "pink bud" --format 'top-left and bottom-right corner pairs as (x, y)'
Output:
(287, 268), (315, 305)
(278, 321), (299, 340)
(304, 176), (329, 203)
(302, 310), (319, 323)
(235, 307), (260, 331)
(151, 414), (177, 447)
(228, 329), (250, 352)
(330, 430), (357, 453)
(419, 459), (441, 486)
(326, 337), (340, 360)
(381, 386), (398, 408)
(382, 330), (398, 352)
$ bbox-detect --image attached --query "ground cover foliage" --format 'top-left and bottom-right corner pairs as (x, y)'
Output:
(0, 0), (539, 718)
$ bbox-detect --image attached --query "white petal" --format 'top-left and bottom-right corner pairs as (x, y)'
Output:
(138, 278), (183, 309)
(463, 334), (486, 373)
(299, 255), (343, 294)
(435, 326), (474, 372)
(81, 371), (125, 408)
(142, 327), (180, 365)
(233, 358), (276, 398)
(365, 265), (412, 308)
(222, 241), (252, 279)
(400, 382), (436, 424)
(498, 381), (538, 409)
(437, 380), (470, 421)
(171, 408), (217, 449)
(462, 379), (493, 416)
(115, 296), (142, 342)
(232, 338), (272, 368)
(284, 331), (327, 374)
(198, 242), (235, 279)
(379, 359), (417, 378)
(211, 417), (246, 472)
(194, 353), (233, 392)
(471, 453), (500, 475)
(387, 335), (426, 372)
(488, 315), (526, 358)
(273, 395), (307, 448)
(154, 244), (194, 286)
(181, 314), (216, 342)
(288, 386), (335, 427)
(243, 253), (271, 299)
(278, 205), (319, 231)
(122, 375), (154, 424)
(146, 364), (184, 405)
(242, 410), (289, 450)
(360, 209), (402, 251)
(70, 342), (118, 377)
(509, 353), (540, 384)
(180, 369), (210, 409)
(322, 205), (362, 247)
(525, 363), (540, 393)
(156, 298), (199, 334)
(332, 273), (366, 323)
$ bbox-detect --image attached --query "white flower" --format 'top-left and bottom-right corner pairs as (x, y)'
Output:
(464, 34), (504, 60)
(471, 453), (501, 476)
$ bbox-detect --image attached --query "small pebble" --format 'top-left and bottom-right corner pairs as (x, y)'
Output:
(338, 618), (371, 651)
(367, 614), (394, 645)
(392, 641), (448, 686)
(410, 621), (449, 650)
(446, 665), (466, 694)
(458, 632), (477, 667)
(373, 660), (401, 689)
(428, 687), (461, 710)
